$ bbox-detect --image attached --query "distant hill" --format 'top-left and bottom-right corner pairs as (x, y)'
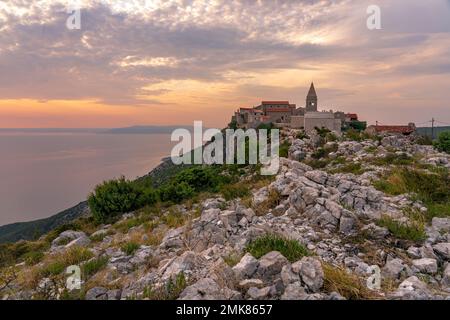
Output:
(103, 125), (194, 134)
(417, 126), (450, 138)
(0, 202), (89, 243)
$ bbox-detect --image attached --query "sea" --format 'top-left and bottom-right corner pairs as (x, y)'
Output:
(0, 130), (173, 226)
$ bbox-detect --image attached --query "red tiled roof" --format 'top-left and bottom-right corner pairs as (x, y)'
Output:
(347, 113), (358, 119)
(261, 101), (290, 105)
(371, 125), (415, 133)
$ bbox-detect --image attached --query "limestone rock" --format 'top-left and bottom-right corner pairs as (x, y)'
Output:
(292, 257), (324, 293)
(412, 258), (438, 274)
(257, 251), (289, 282)
(232, 253), (259, 280)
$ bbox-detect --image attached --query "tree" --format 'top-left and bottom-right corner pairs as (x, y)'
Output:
(434, 131), (450, 153)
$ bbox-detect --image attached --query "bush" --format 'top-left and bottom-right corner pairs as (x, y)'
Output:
(88, 177), (156, 223)
(377, 216), (425, 242)
(345, 129), (362, 142)
(121, 242), (140, 256)
(158, 181), (195, 203)
(278, 141), (291, 158)
(434, 131), (450, 153)
(245, 234), (309, 262)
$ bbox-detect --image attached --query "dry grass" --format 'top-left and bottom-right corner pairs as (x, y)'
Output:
(253, 189), (283, 216)
(322, 262), (381, 300)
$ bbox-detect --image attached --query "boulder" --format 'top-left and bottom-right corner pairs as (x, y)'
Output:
(247, 286), (271, 300)
(160, 251), (205, 280)
(257, 251), (289, 282)
(85, 287), (108, 300)
(281, 282), (308, 300)
(433, 243), (450, 260)
(280, 264), (299, 286)
(442, 264), (450, 288)
(382, 258), (407, 280)
(238, 279), (264, 290)
(179, 278), (223, 300)
(291, 257), (324, 293)
(432, 218), (450, 233)
(412, 258), (438, 274)
(232, 253), (259, 280)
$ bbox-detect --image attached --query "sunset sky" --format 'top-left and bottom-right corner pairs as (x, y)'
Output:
(0, 0), (449, 128)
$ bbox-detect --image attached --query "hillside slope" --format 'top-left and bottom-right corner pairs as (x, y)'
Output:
(1, 130), (450, 300)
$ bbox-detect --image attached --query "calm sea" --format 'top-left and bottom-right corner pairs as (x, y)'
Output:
(0, 132), (173, 226)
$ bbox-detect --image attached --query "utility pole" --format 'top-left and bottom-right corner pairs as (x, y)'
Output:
(431, 118), (435, 140)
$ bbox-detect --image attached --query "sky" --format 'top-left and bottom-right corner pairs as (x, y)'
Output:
(0, 0), (449, 129)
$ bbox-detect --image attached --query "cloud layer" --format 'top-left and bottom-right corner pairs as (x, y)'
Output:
(0, 0), (449, 127)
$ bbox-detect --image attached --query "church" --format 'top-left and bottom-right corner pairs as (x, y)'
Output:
(232, 83), (344, 134)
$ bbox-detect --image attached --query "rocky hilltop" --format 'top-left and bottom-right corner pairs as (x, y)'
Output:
(1, 129), (450, 300)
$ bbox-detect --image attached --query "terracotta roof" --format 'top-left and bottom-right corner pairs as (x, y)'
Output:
(371, 125), (415, 133)
(261, 101), (290, 105)
(346, 113), (358, 120)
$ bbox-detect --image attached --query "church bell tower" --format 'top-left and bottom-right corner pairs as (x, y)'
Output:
(306, 82), (318, 112)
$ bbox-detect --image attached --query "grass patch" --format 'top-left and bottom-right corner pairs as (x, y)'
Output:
(220, 182), (251, 201)
(245, 234), (309, 263)
(377, 215), (425, 242)
(143, 272), (188, 300)
(329, 162), (365, 175)
(82, 256), (109, 279)
(279, 141), (291, 158)
(373, 167), (450, 221)
(253, 189), (282, 216)
(322, 262), (379, 300)
(121, 242), (140, 256)
(40, 246), (94, 278)
(370, 153), (414, 166)
(223, 252), (243, 267)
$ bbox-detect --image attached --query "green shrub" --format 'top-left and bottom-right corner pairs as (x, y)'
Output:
(158, 181), (195, 203)
(245, 234), (309, 262)
(345, 129), (362, 142)
(315, 127), (331, 138)
(88, 177), (156, 223)
(416, 135), (433, 146)
(434, 131), (450, 153)
(296, 131), (309, 140)
(312, 147), (327, 159)
(82, 256), (108, 278)
(377, 216), (425, 242)
(278, 141), (291, 158)
(121, 242), (140, 256)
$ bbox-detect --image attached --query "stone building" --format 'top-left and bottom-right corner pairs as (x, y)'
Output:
(232, 82), (348, 134)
